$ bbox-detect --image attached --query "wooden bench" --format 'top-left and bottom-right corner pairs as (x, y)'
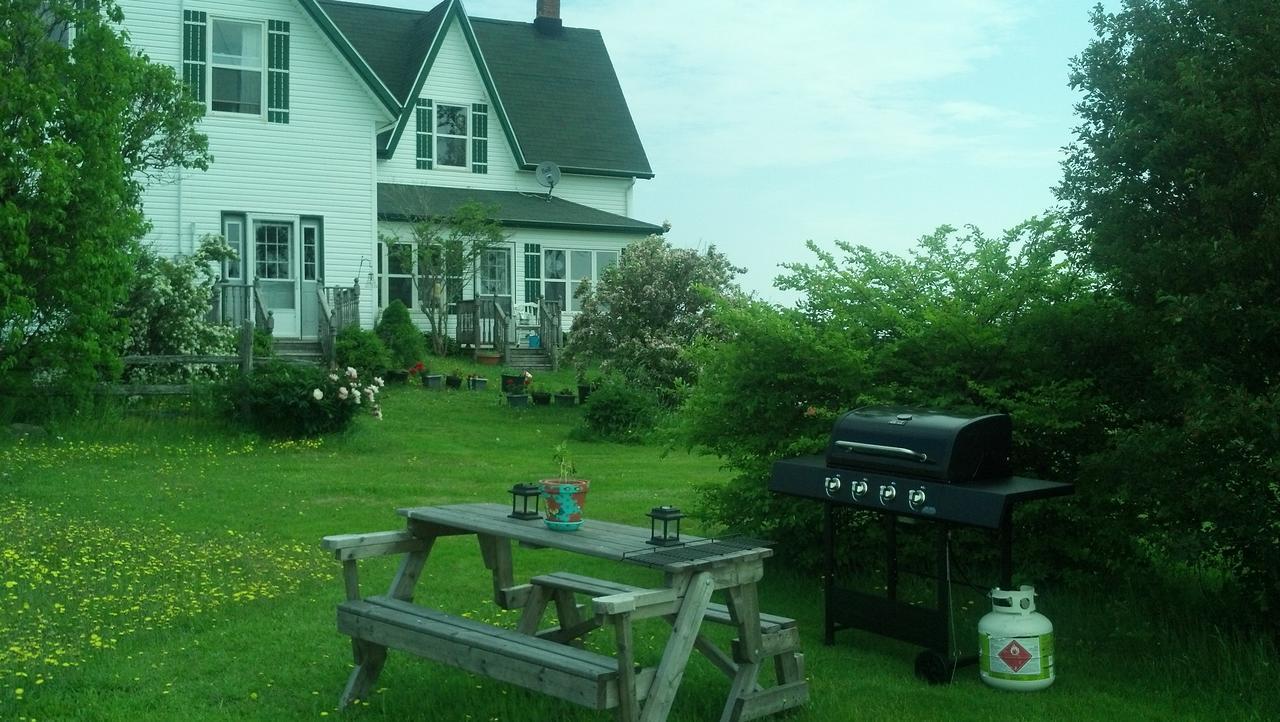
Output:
(525, 571), (798, 635)
(337, 595), (654, 710)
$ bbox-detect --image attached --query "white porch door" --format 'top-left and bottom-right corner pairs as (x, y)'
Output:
(253, 220), (301, 338)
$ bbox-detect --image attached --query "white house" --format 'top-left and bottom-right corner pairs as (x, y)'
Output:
(118, 0), (659, 358)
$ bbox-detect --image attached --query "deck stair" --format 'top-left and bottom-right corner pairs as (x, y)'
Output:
(505, 347), (553, 371)
(273, 339), (325, 365)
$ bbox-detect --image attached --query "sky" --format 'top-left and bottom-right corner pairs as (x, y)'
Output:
(348, 0), (1113, 303)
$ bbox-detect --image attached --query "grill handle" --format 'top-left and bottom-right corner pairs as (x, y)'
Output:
(834, 440), (929, 463)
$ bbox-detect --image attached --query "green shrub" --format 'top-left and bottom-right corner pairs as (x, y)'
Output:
(335, 326), (391, 376)
(222, 362), (382, 437)
(575, 375), (660, 443)
(375, 300), (425, 370)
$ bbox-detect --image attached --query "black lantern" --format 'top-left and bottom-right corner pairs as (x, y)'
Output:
(508, 483), (542, 520)
(646, 505), (685, 546)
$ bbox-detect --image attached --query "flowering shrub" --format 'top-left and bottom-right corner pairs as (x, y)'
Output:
(223, 363), (383, 437)
(564, 235), (743, 404)
(119, 235), (237, 382)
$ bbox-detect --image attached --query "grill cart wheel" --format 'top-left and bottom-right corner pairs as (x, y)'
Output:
(914, 650), (952, 685)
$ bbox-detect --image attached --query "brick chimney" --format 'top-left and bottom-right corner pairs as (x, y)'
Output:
(535, 0), (562, 35)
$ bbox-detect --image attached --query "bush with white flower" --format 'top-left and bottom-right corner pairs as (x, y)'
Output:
(223, 363), (384, 437)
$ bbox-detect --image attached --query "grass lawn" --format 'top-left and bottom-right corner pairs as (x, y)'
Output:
(2, 377), (1277, 721)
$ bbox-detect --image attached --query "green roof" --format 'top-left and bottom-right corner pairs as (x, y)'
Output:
(315, 0), (446, 103)
(316, 0), (653, 179)
(378, 184), (663, 235)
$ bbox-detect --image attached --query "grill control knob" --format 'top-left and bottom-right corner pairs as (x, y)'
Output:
(879, 485), (896, 503)
(824, 476), (841, 496)
(908, 489), (926, 509)
(850, 480), (868, 498)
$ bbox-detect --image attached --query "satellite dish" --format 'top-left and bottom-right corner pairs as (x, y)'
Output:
(534, 161), (561, 200)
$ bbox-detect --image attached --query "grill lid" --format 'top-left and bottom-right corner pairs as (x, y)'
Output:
(826, 406), (1011, 482)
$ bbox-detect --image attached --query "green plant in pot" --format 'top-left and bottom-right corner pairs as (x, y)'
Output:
(540, 443), (589, 531)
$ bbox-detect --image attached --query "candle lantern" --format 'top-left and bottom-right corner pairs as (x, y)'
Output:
(508, 483), (542, 520)
(646, 505), (685, 546)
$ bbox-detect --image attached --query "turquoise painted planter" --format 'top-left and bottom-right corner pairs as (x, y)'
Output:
(540, 479), (590, 531)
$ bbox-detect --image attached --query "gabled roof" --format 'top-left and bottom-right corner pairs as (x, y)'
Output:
(378, 184), (663, 235)
(293, 0), (402, 115)
(312, 0), (447, 103)
(317, 0), (653, 179)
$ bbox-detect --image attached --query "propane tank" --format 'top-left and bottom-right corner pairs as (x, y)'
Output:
(978, 585), (1055, 691)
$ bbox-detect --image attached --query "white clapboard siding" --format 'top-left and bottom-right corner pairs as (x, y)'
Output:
(375, 16), (635, 217)
(119, 0), (392, 327)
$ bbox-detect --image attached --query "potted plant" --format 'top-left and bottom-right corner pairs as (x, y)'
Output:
(530, 385), (552, 405)
(554, 388), (576, 406)
(500, 368), (527, 394)
(476, 350), (502, 365)
(467, 373), (487, 391)
(576, 371), (599, 404)
(540, 443), (588, 531)
(445, 369), (463, 389)
(506, 390), (529, 407)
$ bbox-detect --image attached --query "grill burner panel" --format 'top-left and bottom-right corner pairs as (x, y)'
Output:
(770, 455), (1069, 528)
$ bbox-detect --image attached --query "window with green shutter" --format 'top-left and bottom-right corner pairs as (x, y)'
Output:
(267, 20), (290, 123)
(471, 103), (488, 174)
(182, 11), (207, 102)
(416, 99), (433, 170)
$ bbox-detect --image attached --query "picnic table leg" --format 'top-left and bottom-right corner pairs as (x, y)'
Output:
(613, 611), (639, 722)
(339, 640), (387, 709)
(638, 571), (715, 722)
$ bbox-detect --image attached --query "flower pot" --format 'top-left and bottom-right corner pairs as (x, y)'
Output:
(423, 374), (443, 389)
(531, 391), (552, 406)
(445, 375), (462, 389)
(540, 479), (590, 531)
(554, 393), (576, 406)
(467, 377), (488, 391)
(506, 393), (529, 408)
(476, 352), (501, 365)
(501, 374), (524, 394)
(387, 369), (410, 384)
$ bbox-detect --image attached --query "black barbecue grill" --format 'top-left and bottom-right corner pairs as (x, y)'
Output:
(769, 406), (1073, 683)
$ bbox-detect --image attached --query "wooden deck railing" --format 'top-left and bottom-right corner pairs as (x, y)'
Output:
(210, 281), (274, 334)
(456, 295), (509, 363)
(319, 282), (360, 366)
(538, 299), (563, 371)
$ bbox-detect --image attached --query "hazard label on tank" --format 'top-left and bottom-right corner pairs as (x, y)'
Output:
(997, 640), (1032, 672)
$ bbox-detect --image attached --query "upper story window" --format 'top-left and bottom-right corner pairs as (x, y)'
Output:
(435, 104), (468, 168)
(211, 19), (263, 114)
(416, 100), (488, 173)
(183, 11), (290, 123)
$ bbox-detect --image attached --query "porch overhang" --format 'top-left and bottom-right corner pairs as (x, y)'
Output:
(377, 184), (664, 236)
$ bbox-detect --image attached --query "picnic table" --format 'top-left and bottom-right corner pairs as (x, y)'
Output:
(322, 502), (809, 722)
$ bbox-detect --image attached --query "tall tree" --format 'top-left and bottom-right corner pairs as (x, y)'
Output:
(1058, 0), (1280, 616)
(1058, 0), (1280, 393)
(0, 0), (209, 410)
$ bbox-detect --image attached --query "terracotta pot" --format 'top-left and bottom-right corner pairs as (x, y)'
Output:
(540, 479), (590, 531)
